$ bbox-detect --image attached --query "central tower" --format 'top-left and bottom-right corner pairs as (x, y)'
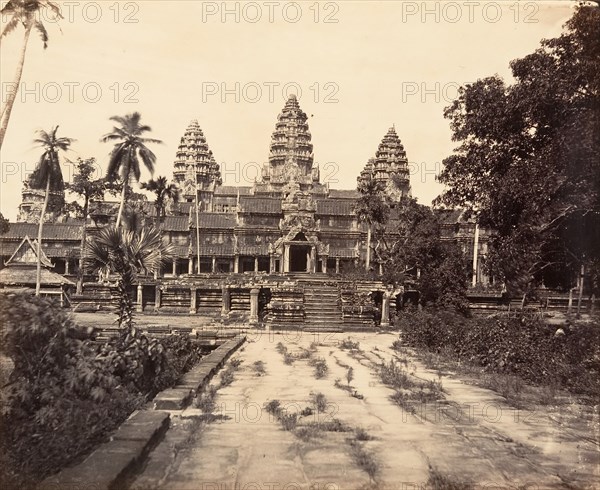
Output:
(259, 95), (319, 193)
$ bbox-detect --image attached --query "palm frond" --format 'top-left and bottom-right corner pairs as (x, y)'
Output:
(106, 143), (126, 179)
(33, 20), (48, 48)
(137, 145), (157, 174)
(139, 137), (163, 145)
(0, 15), (20, 40)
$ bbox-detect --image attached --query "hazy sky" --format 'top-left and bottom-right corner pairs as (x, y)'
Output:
(0, 0), (574, 220)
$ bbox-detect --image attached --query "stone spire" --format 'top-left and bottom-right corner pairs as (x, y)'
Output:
(262, 95), (315, 191)
(173, 120), (221, 206)
(358, 126), (411, 201)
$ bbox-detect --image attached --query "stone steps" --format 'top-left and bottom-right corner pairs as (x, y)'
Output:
(300, 280), (343, 331)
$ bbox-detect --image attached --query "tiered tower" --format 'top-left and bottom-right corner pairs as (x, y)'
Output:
(358, 126), (411, 201)
(260, 95), (319, 192)
(172, 120), (222, 208)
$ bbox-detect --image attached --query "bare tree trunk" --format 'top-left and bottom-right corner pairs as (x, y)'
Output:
(0, 23), (33, 149)
(115, 180), (127, 228)
(365, 223), (372, 271)
(576, 263), (585, 318)
(36, 178), (51, 296)
(76, 197), (89, 295)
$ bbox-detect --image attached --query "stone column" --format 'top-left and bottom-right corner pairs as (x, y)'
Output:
(254, 257), (259, 273)
(136, 284), (143, 312)
(310, 246), (316, 273)
(172, 258), (177, 276)
(335, 258), (340, 274)
(322, 258), (327, 274)
(65, 259), (70, 275)
(381, 291), (391, 328)
(234, 255), (239, 273)
(283, 244), (290, 273)
(379, 263), (383, 276)
(212, 256), (216, 274)
(269, 255), (275, 273)
(190, 287), (197, 314)
(250, 288), (259, 325)
(154, 286), (162, 311)
(188, 257), (194, 274)
(221, 286), (231, 316)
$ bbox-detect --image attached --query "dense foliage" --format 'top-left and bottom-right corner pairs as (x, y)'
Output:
(379, 199), (471, 312)
(396, 309), (600, 397)
(438, 6), (600, 298)
(0, 293), (204, 486)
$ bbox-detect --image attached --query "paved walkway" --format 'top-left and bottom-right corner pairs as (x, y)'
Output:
(132, 331), (599, 490)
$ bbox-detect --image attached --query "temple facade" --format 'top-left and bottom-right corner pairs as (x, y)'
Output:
(0, 95), (493, 328)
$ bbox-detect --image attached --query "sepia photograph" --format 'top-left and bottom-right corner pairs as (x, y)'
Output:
(0, 1), (598, 488)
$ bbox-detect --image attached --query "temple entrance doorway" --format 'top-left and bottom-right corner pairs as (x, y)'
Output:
(290, 245), (310, 272)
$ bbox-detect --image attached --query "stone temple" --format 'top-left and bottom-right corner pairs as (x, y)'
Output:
(0, 95), (490, 329)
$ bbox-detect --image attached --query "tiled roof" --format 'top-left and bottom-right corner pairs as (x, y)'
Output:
(1, 223), (83, 241)
(316, 199), (355, 216)
(239, 197), (282, 214)
(328, 189), (360, 199)
(436, 209), (471, 224)
(160, 216), (189, 232)
(191, 213), (236, 229)
(171, 244), (191, 257)
(214, 186), (252, 196)
(0, 265), (75, 286)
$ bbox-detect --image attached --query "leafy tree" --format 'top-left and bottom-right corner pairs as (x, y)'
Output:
(65, 158), (113, 294)
(101, 112), (162, 227)
(0, 0), (62, 149)
(84, 226), (173, 333)
(437, 5), (600, 305)
(141, 176), (180, 222)
(380, 199), (470, 312)
(0, 212), (9, 234)
(30, 126), (74, 295)
(355, 171), (390, 270)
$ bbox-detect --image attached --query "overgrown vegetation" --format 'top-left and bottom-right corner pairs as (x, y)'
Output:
(309, 357), (329, 379)
(0, 293), (205, 487)
(219, 358), (242, 388)
(396, 309), (600, 398)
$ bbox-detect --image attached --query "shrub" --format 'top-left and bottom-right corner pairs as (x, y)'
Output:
(395, 309), (600, 397)
(0, 293), (207, 486)
(309, 357), (328, 379)
(339, 337), (360, 350)
(310, 391), (328, 413)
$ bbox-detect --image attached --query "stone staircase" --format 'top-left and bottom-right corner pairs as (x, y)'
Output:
(298, 277), (344, 332)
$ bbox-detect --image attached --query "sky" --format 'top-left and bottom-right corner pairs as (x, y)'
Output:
(0, 0), (575, 221)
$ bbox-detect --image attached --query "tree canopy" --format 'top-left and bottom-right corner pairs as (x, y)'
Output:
(437, 5), (600, 296)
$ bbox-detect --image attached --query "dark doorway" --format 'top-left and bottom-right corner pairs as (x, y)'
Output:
(290, 245), (309, 272)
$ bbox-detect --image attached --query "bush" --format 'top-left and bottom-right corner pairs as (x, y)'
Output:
(0, 293), (206, 486)
(395, 309), (600, 397)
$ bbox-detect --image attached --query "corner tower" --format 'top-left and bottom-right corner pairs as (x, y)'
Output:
(259, 95), (319, 193)
(358, 126), (411, 201)
(172, 120), (222, 207)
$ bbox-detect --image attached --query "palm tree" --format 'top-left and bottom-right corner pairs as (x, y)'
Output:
(141, 176), (180, 222)
(84, 226), (173, 333)
(0, 0), (62, 149)
(355, 171), (389, 271)
(30, 126), (74, 295)
(101, 112), (162, 228)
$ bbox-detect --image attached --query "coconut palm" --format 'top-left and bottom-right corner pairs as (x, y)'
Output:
(31, 126), (74, 295)
(0, 0), (62, 149)
(101, 112), (162, 228)
(355, 171), (389, 271)
(84, 225), (173, 333)
(141, 176), (180, 222)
